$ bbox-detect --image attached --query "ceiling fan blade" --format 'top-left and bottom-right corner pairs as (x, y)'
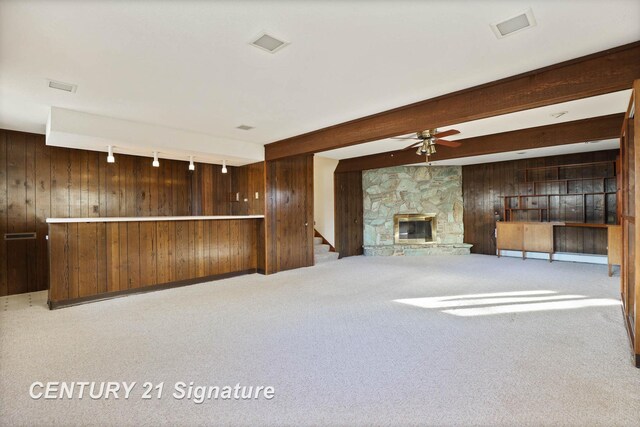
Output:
(433, 129), (460, 139)
(391, 136), (420, 140)
(435, 139), (462, 148)
(404, 141), (423, 150)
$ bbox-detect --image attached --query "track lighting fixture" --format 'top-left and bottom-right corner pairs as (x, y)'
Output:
(152, 151), (160, 167)
(221, 159), (228, 174)
(107, 145), (115, 163)
(188, 156), (195, 171)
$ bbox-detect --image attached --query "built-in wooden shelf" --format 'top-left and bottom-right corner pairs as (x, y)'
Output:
(503, 160), (618, 225)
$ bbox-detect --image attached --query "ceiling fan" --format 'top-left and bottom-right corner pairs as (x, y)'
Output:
(392, 129), (462, 158)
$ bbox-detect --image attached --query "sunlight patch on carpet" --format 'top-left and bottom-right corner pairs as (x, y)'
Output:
(394, 291), (621, 316)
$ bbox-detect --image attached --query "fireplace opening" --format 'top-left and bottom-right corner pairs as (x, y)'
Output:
(394, 214), (436, 244)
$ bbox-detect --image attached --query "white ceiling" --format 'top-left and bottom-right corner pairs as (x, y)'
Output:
(1, 1), (639, 161)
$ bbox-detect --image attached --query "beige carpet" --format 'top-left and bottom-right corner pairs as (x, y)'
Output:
(1, 254), (639, 426)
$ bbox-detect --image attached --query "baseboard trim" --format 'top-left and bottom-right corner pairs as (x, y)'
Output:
(498, 250), (607, 264)
(48, 269), (257, 310)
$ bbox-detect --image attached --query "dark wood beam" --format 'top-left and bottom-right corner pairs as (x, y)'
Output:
(335, 113), (624, 172)
(266, 41), (640, 161)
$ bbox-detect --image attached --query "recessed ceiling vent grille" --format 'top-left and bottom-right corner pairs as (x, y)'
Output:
(236, 124), (254, 131)
(47, 79), (77, 93)
(250, 32), (289, 53)
(491, 9), (537, 38)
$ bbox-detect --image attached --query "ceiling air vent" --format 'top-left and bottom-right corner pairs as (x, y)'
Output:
(250, 32), (289, 53)
(236, 124), (254, 131)
(47, 79), (77, 93)
(491, 9), (537, 38)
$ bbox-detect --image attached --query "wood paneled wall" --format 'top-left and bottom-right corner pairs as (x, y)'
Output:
(462, 150), (619, 255)
(265, 155), (314, 273)
(334, 171), (363, 257)
(232, 162), (265, 216)
(191, 161), (265, 216)
(48, 218), (260, 307)
(0, 129), (265, 296)
(190, 163), (233, 215)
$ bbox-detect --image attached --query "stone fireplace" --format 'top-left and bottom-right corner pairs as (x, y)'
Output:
(363, 165), (472, 256)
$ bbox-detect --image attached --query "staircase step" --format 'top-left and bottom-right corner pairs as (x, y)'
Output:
(314, 243), (330, 253)
(314, 251), (340, 264)
(313, 237), (323, 245)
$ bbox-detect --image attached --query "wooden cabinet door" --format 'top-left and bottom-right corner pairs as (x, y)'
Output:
(608, 225), (622, 266)
(496, 222), (523, 251)
(524, 223), (553, 253)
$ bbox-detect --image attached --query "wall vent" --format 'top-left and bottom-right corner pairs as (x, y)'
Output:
(250, 32), (289, 53)
(491, 9), (537, 38)
(48, 79), (77, 93)
(5, 232), (36, 240)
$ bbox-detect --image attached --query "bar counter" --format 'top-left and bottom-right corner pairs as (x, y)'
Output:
(47, 215), (264, 309)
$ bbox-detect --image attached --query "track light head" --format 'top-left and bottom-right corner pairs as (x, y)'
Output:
(107, 145), (115, 163)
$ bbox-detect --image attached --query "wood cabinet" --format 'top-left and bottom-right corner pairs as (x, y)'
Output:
(498, 221), (623, 267)
(497, 222), (554, 261)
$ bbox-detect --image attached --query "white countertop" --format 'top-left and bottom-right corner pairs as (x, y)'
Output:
(46, 215), (265, 224)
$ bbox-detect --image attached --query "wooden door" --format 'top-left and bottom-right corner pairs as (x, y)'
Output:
(334, 171), (363, 257)
(620, 80), (639, 367)
(265, 155), (314, 273)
